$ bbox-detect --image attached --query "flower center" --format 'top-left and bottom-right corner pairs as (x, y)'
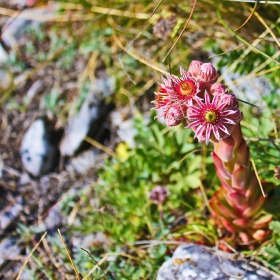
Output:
(180, 81), (194, 96)
(205, 110), (217, 123)
(156, 93), (168, 105)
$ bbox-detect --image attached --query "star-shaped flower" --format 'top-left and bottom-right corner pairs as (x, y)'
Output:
(186, 91), (242, 144)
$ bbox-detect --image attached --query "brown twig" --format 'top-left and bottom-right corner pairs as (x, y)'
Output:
(234, 0), (258, 31)
(81, 248), (108, 280)
(162, 0), (197, 62)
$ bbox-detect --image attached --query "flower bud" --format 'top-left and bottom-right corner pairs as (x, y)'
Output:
(198, 62), (218, 82)
(252, 229), (267, 241)
(165, 104), (186, 125)
(210, 83), (226, 96)
(149, 186), (170, 204)
(217, 93), (238, 109)
(188, 60), (203, 78)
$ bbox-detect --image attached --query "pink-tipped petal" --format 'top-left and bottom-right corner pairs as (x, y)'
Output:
(235, 139), (250, 167)
(232, 165), (249, 190)
(210, 83), (226, 95)
(217, 123), (230, 135)
(227, 192), (248, 212)
(243, 197), (265, 218)
(198, 62), (218, 82)
(221, 217), (238, 232)
(233, 218), (252, 228)
(253, 215), (272, 229)
(252, 230), (267, 241)
(212, 152), (231, 180)
(216, 136), (235, 162)
(239, 232), (250, 244)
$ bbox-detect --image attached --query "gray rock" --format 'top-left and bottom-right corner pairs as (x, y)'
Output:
(157, 244), (278, 280)
(20, 119), (57, 176)
(0, 44), (8, 62)
(0, 237), (21, 265)
(110, 109), (150, 148)
(1, 7), (52, 47)
(40, 200), (66, 231)
(59, 90), (114, 157)
(0, 197), (22, 232)
(110, 110), (137, 148)
(59, 93), (99, 157)
(72, 232), (109, 250)
(65, 149), (99, 174)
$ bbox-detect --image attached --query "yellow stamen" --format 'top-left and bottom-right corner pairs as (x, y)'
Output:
(180, 81), (194, 96)
(205, 111), (217, 123)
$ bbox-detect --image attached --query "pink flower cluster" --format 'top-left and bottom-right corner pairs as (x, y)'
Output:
(153, 61), (242, 144)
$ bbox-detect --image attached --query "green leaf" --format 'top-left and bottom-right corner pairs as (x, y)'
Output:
(185, 172), (201, 188)
(269, 221), (280, 234)
(264, 247), (280, 258)
(188, 155), (202, 173)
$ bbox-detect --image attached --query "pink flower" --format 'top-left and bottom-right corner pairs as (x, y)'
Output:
(217, 93), (239, 109)
(198, 63), (218, 83)
(168, 74), (199, 105)
(149, 186), (170, 204)
(161, 103), (186, 126)
(210, 83), (226, 96)
(186, 91), (242, 144)
(188, 60), (203, 78)
(153, 87), (173, 111)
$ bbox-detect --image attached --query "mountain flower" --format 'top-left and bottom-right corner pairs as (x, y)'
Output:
(149, 186), (170, 204)
(186, 91), (242, 144)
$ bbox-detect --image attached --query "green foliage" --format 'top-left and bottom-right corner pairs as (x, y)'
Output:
(57, 114), (216, 278)
(210, 42), (280, 89)
(67, 114), (207, 242)
(79, 28), (112, 55)
(239, 102), (280, 186)
(258, 221), (280, 275)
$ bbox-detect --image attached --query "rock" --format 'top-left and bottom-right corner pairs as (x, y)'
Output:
(0, 197), (22, 232)
(0, 237), (31, 280)
(1, 6), (55, 47)
(72, 232), (110, 251)
(20, 119), (57, 176)
(93, 75), (115, 99)
(0, 45), (8, 62)
(157, 244), (278, 280)
(40, 201), (66, 232)
(65, 149), (99, 174)
(110, 110), (137, 148)
(110, 109), (150, 148)
(0, 237), (21, 266)
(24, 80), (44, 105)
(59, 90), (114, 157)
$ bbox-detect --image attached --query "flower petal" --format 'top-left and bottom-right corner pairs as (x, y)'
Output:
(217, 122), (230, 135)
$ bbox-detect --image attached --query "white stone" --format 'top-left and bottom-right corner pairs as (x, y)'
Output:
(65, 149), (98, 174)
(59, 92), (99, 157)
(182, 268), (197, 278)
(20, 119), (56, 176)
(0, 198), (22, 231)
(0, 238), (21, 265)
